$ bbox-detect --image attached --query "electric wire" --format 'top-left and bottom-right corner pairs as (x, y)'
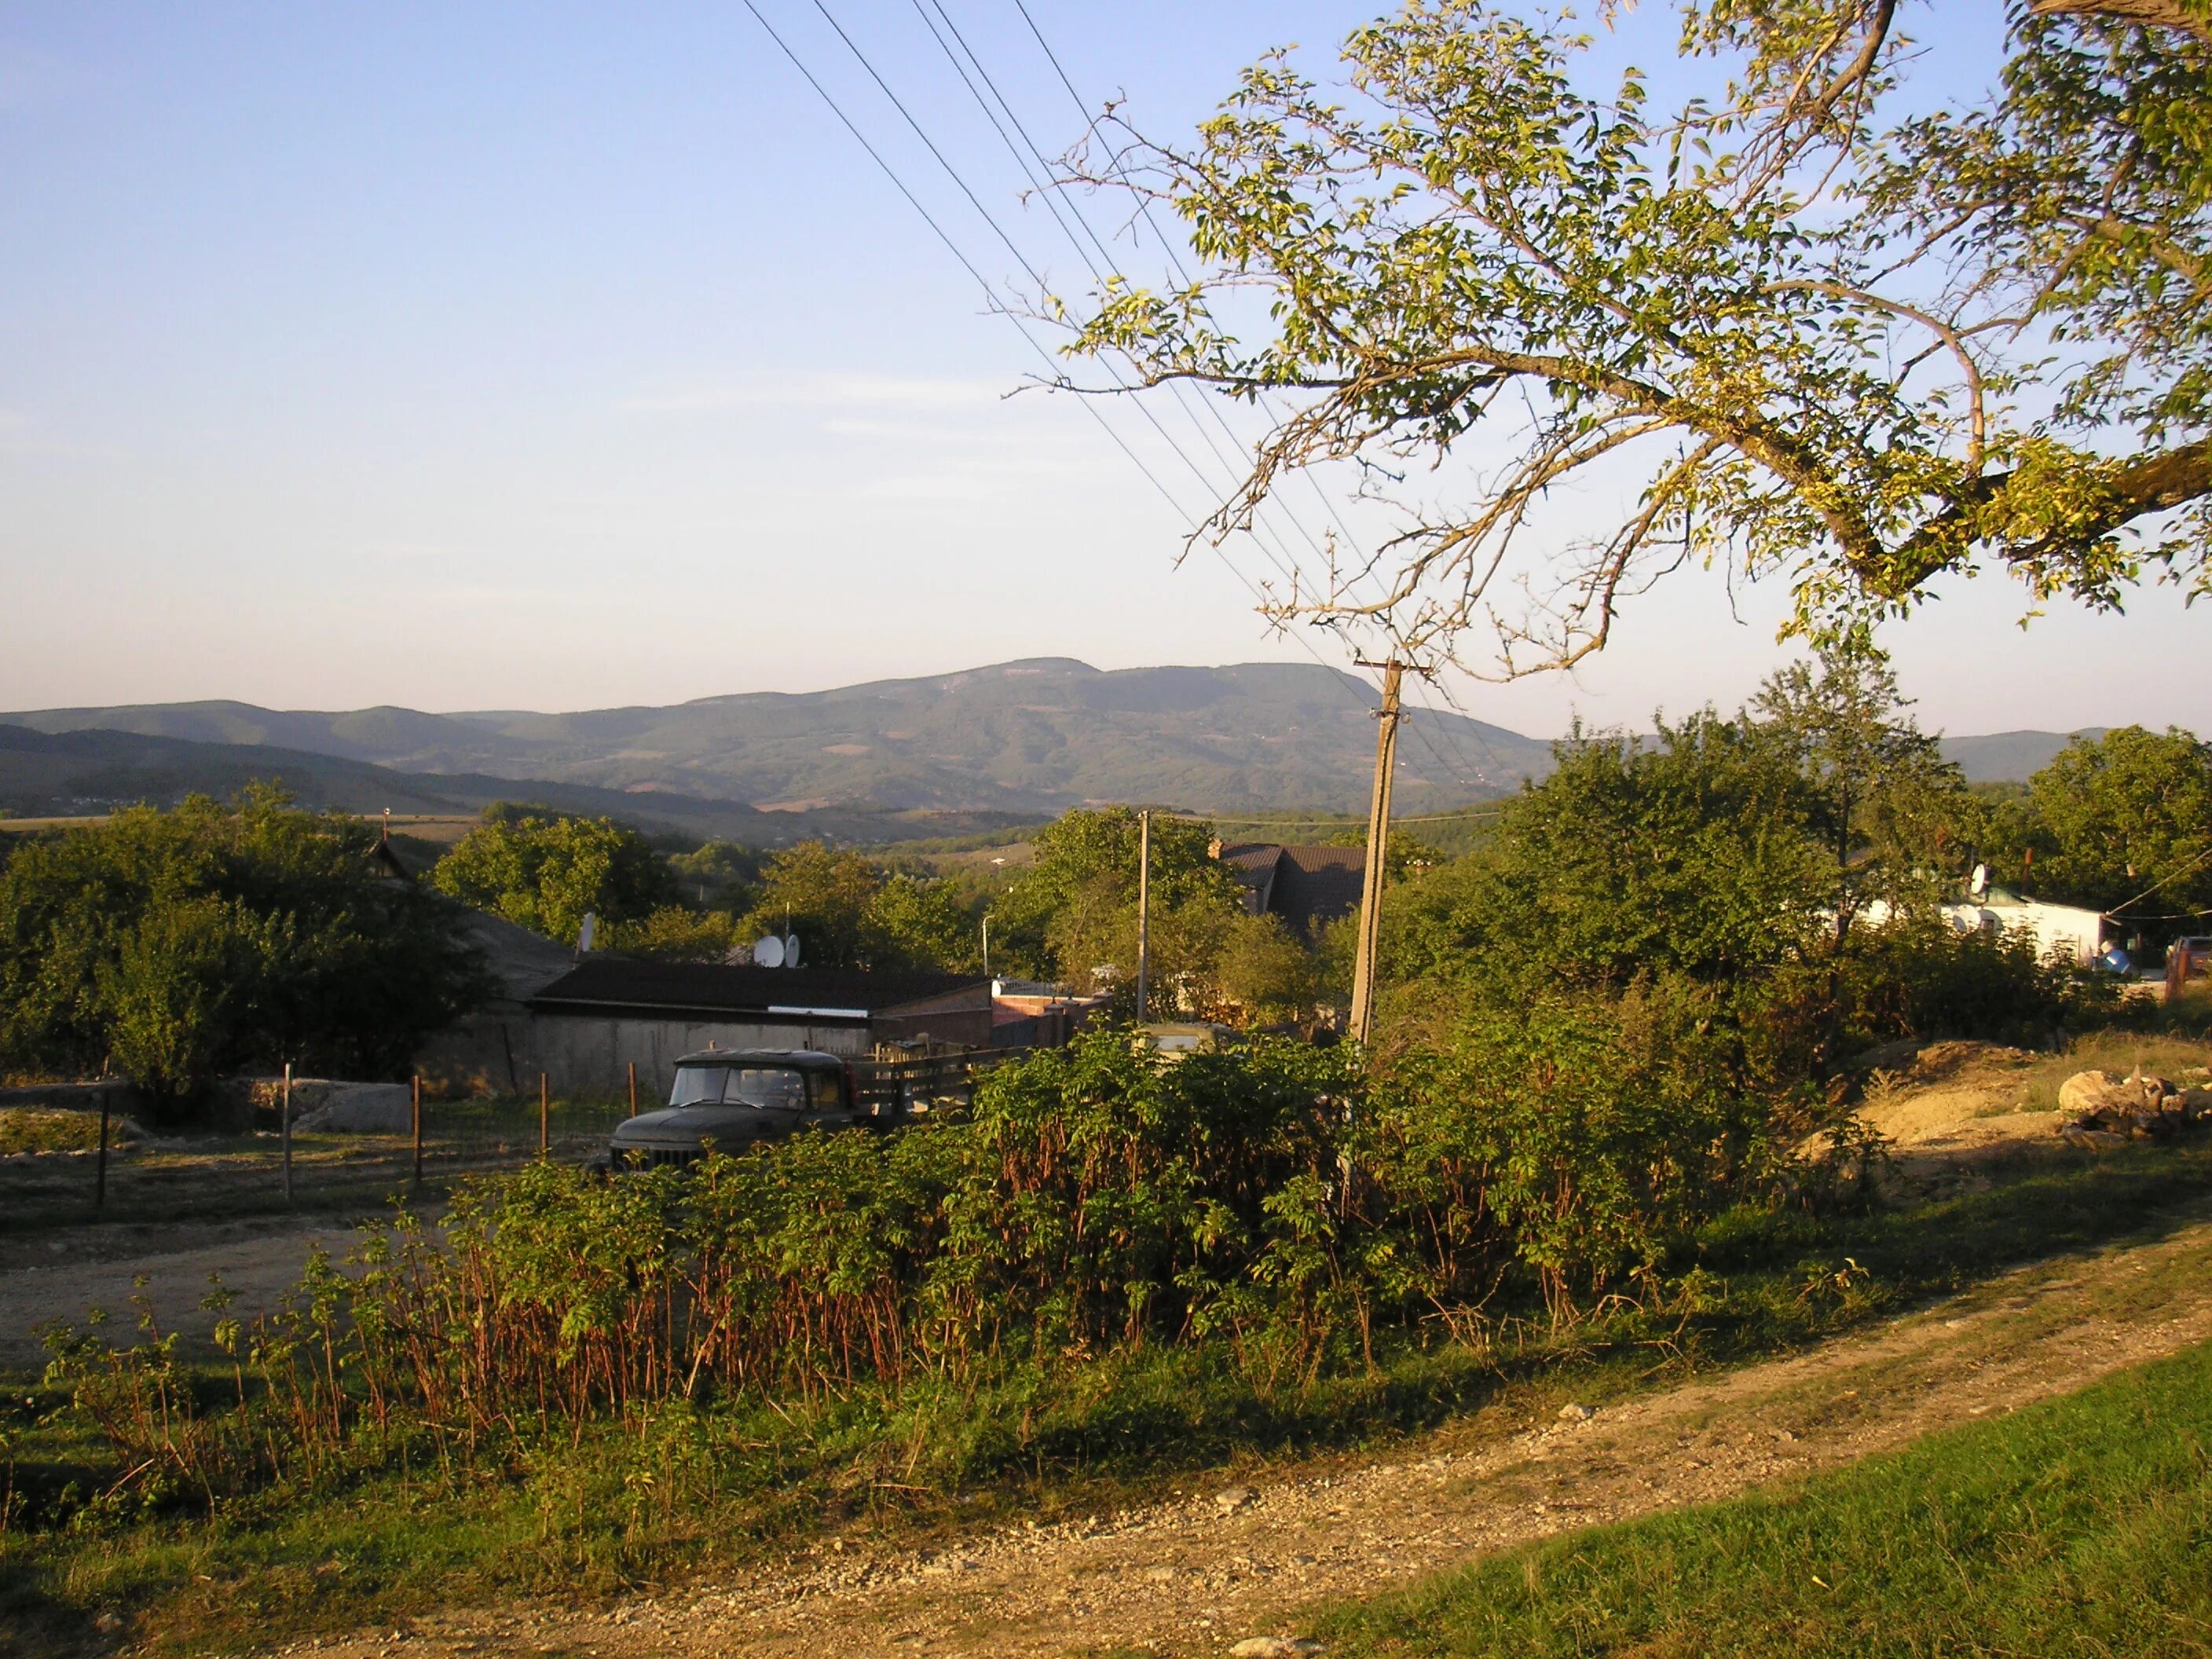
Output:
(789, 0), (1398, 763)
(735, 0), (1293, 628)
(751, 0), (1501, 831)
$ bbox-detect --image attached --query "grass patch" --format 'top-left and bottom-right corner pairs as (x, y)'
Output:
(5, 1141), (2211, 1655)
(0, 1111), (138, 1157)
(1310, 1334), (2212, 1659)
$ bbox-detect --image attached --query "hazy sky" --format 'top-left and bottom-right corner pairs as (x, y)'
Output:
(1, 2), (2202, 740)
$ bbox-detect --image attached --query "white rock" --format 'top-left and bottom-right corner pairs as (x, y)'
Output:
(1214, 1485), (1259, 1514)
(1558, 1402), (1597, 1423)
(1229, 1640), (1321, 1659)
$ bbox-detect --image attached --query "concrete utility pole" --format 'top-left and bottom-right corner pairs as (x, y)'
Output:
(1136, 808), (1152, 1023)
(1349, 661), (1407, 1046)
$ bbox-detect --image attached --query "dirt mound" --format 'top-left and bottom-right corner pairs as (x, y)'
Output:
(1824, 1041), (2057, 1177)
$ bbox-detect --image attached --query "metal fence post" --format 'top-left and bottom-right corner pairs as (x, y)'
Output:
(94, 1090), (110, 1210)
(628, 1060), (638, 1119)
(281, 1061), (293, 1206)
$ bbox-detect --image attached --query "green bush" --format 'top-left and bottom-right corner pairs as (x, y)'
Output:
(0, 790), (489, 1101)
(36, 1021), (1813, 1513)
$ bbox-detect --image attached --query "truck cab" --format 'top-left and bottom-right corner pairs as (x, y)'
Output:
(606, 1048), (859, 1169)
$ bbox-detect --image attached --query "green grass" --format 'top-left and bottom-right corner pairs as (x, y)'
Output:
(5, 1142), (2212, 1656)
(0, 1110), (139, 1156)
(1310, 1335), (2212, 1659)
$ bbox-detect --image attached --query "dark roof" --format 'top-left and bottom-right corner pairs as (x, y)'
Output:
(529, 958), (976, 1022)
(1218, 842), (1365, 938)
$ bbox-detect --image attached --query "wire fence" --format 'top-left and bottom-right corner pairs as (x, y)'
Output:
(0, 1088), (633, 1236)
(0, 1053), (1019, 1236)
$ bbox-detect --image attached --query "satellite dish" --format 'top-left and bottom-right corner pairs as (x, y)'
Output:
(782, 932), (801, 968)
(577, 912), (596, 953)
(753, 935), (786, 969)
(1969, 863), (1989, 897)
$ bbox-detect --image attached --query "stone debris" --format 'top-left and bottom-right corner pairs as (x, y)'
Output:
(1557, 1402), (1597, 1423)
(1215, 1485), (1261, 1514)
(1229, 1639), (1323, 1658)
(2056, 1068), (2209, 1148)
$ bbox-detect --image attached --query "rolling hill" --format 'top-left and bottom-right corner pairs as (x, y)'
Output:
(2, 660), (1551, 817)
(0, 660), (2118, 835)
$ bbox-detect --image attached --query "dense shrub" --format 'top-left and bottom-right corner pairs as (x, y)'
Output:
(0, 790), (489, 1100)
(41, 1023), (1818, 1503)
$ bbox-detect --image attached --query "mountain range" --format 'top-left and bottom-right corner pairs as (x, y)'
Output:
(0, 658), (2112, 833)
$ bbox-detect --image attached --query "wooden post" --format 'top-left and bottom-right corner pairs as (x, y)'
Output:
(94, 1090), (111, 1210)
(628, 1060), (638, 1119)
(1136, 808), (1152, 1024)
(1349, 661), (1406, 1046)
(410, 1075), (423, 1196)
(539, 1073), (549, 1157)
(281, 1061), (294, 1205)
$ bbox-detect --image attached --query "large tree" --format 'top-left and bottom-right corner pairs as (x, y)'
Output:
(430, 808), (677, 945)
(1064, 0), (2210, 672)
(0, 791), (489, 1098)
(2011, 723), (2212, 939)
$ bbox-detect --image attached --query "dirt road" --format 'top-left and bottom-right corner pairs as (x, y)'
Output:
(265, 1203), (2212, 1659)
(0, 1216), (352, 1369)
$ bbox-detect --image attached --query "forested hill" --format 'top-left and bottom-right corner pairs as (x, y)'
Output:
(2, 658), (2101, 821)
(2, 660), (1551, 815)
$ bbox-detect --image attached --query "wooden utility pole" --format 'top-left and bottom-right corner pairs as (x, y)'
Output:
(1349, 661), (1407, 1046)
(1135, 808), (1152, 1024)
(628, 1060), (639, 1119)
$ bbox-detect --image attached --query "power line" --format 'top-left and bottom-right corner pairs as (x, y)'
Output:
(750, 3), (1495, 824)
(789, 0), (1402, 756)
(889, 0), (1353, 632)
(737, 2), (1227, 569)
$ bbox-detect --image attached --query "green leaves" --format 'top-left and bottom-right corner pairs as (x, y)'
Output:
(0, 793), (490, 1097)
(430, 811), (676, 944)
(1062, 0), (2212, 668)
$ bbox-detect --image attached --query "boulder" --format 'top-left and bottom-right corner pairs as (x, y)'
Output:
(2058, 1069), (2133, 1119)
(292, 1082), (414, 1135)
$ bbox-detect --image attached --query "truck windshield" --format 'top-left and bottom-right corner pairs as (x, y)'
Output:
(667, 1066), (809, 1111)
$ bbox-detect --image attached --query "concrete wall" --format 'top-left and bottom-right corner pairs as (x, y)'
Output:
(418, 1012), (870, 1103)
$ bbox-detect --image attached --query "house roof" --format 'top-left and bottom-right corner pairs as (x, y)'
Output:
(528, 958), (977, 1023)
(1218, 842), (1366, 937)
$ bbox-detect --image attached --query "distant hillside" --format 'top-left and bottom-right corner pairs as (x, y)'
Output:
(4, 660), (1551, 815)
(1, 663), (2115, 831)
(1938, 728), (2106, 782)
(0, 725), (1031, 847)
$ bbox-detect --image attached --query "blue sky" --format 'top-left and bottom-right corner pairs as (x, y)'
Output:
(1, 1), (2202, 739)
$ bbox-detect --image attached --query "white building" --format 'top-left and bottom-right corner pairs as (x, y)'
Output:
(1857, 895), (2108, 967)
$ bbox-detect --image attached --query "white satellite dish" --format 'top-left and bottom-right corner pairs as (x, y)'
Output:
(782, 932), (801, 968)
(1969, 862), (1990, 897)
(753, 935), (786, 969)
(577, 912), (596, 953)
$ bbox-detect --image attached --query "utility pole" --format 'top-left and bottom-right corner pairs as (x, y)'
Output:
(1349, 660), (1407, 1046)
(1135, 808), (1152, 1024)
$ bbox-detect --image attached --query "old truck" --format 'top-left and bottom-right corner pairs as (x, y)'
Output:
(603, 1046), (1006, 1169)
